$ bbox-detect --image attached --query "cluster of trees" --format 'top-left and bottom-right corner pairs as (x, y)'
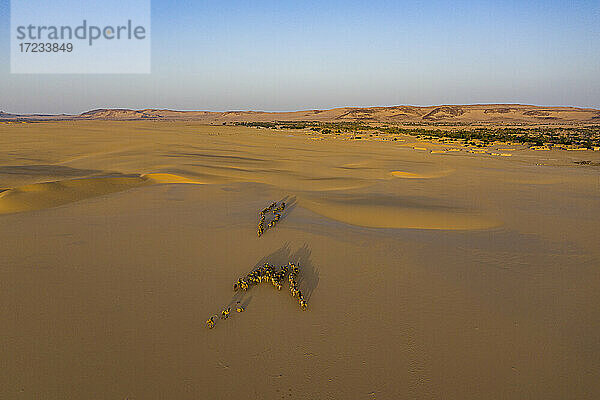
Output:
(235, 121), (599, 148)
(377, 126), (600, 148)
(236, 121), (372, 132)
(237, 121), (312, 129)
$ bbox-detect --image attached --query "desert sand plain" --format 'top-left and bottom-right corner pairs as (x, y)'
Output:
(1, 121), (599, 399)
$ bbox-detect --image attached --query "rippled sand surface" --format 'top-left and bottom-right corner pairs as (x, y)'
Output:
(1, 121), (599, 399)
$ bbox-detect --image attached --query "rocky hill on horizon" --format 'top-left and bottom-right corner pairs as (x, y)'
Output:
(2, 104), (600, 125)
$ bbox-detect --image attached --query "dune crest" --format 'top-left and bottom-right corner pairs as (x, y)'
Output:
(390, 169), (454, 179)
(299, 195), (499, 230)
(142, 173), (205, 184)
(0, 173), (204, 214)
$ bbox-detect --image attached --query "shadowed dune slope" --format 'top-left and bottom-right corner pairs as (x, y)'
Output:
(299, 193), (499, 230)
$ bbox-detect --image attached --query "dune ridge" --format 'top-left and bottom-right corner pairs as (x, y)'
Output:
(390, 169), (455, 179)
(299, 195), (499, 230)
(0, 173), (203, 214)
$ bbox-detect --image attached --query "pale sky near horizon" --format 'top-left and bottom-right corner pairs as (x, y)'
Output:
(0, 0), (599, 114)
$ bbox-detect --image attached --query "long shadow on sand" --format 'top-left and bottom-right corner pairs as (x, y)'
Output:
(290, 243), (319, 301)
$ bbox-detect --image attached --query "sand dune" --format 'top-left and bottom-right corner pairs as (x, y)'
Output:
(0, 173), (203, 214)
(143, 172), (205, 185)
(1, 121), (599, 399)
(299, 194), (499, 230)
(390, 169), (455, 179)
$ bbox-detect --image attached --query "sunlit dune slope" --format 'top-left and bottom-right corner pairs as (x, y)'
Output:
(0, 173), (203, 214)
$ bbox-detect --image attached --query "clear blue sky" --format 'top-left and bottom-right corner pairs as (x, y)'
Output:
(1, 0), (599, 114)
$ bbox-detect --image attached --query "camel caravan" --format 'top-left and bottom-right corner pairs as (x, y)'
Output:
(206, 201), (308, 330)
(257, 201), (286, 237)
(207, 262), (308, 329)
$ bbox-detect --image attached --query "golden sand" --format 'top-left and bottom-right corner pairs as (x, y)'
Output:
(1, 121), (599, 399)
(390, 169), (455, 179)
